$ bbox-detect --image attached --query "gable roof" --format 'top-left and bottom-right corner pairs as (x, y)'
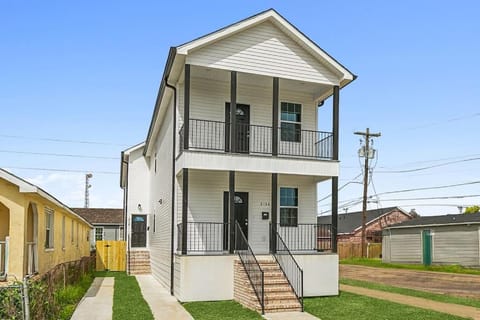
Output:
(72, 208), (124, 225)
(387, 212), (480, 229)
(176, 9), (355, 82)
(0, 168), (93, 228)
(143, 9), (356, 156)
(318, 207), (410, 234)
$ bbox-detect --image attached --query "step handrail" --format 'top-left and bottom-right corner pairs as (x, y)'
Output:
(235, 222), (265, 314)
(272, 228), (304, 311)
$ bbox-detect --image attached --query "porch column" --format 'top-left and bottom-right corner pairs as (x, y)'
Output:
(272, 77), (279, 156)
(271, 173), (278, 253)
(230, 71), (237, 153)
(181, 168), (189, 254)
(331, 85), (340, 253)
(183, 64), (190, 151)
(229, 171), (235, 253)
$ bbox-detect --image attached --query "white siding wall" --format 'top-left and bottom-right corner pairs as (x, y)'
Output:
(177, 73), (319, 156)
(186, 21), (339, 85)
(148, 99), (174, 288)
(185, 170), (317, 254)
(127, 148), (150, 218)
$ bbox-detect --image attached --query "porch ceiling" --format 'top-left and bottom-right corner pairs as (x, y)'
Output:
(190, 65), (333, 103)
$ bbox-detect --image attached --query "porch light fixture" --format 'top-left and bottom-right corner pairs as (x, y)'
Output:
(137, 204), (142, 211)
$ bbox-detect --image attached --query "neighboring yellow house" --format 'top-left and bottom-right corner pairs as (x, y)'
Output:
(0, 169), (93, 281)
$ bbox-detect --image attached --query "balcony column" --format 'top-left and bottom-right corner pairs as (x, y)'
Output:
(183, 64), (190, 150)
(229, 171), (235, 253)
(181, 168), (189, 254)
(230, 71), (237, 153)
(272, 77), (279, 156)
(271, 173), (278, 253)
(331, 85), (340, 253)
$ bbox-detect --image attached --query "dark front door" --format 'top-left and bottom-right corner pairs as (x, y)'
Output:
(225, 103), (250, 153)
(223, 192), (249, 240)
(131, 215), (147, 247)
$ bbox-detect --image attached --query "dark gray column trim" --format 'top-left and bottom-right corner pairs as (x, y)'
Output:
(272, 77), (279, 156)
(181, 168), (189, 254)
(184, 64), (191, 151)
(229, 171), (235, 253)
(271, 173), (278, 253)
(230, 71), (237, 153)
(332, 85), (339, 160)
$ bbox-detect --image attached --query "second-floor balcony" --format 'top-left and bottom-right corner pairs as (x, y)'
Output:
(179, 118), (333, 160)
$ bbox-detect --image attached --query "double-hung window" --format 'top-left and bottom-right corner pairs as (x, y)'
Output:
(95, 227), (104, 241)
(280, 102), (301, 142)
(280, 187), (298, 227)
(45, 207), (54, 249)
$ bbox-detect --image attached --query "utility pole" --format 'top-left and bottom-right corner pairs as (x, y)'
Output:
(354, 128), (381, 258)
(84, 173), (93, 208)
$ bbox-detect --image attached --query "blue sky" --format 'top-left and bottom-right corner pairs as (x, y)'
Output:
(1, 1), (479, 215)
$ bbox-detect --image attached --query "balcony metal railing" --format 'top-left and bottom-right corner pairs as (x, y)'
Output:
(178, 119), (333, 159)
(272, 228), (303, 311)
(277, 223), (332, 252)
(177, 222), (229, 253)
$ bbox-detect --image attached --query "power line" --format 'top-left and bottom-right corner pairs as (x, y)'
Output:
(317, 173), (363, 202)
(0, 150), (118, 160)
(377, 194), (480, 201)
(377, 157), (480, 174)
(0, 134), (130, 147)
(376, 180), (480, 196)
(381, 153), (480, 169)
(405, 112), (480, 131)
(1, 166), (118, 175)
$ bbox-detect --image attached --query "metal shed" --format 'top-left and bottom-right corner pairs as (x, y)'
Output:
(382, 213), (480, 267)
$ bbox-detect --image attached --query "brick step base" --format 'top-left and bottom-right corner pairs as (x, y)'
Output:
(128, 250), (151, 275)
(234, 259), (301, 313)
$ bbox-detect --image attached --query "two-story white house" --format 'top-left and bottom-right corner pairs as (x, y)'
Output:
(121, 9), (355, 314)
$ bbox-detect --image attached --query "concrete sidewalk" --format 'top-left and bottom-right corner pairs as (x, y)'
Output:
(341, 284), (480, 320)
(264, 311), (319, 319)
(136, 274), (193, 320)
(71, 277), (114, 320)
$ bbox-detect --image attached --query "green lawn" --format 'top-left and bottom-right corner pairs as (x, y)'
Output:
(95, 271), (154, 320)
(56, 274), (95, 320)
(183, 300), (262, 320)
(341, 278), (480, 309)
(341, 258), (480, 275)
(304, 292), (469, 320)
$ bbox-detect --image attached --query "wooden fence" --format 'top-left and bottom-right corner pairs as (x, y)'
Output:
(96, 240), (126, 271)
(338, 242), (382, 260)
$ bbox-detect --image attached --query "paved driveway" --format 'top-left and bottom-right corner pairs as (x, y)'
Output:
(340, 264), (480, 299)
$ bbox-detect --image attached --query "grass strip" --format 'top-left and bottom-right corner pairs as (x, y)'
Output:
(95, 271), (153, 320)
(340, 278), (480, 308)
(183, 300), (263, 320)
(341, 258), (480, 275)
(304, 291), (469, 320)
(56, 274), (94, 320)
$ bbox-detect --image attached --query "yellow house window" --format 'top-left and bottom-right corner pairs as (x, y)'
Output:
(71, 220), (74, 244)
(45, 207), (54, 249)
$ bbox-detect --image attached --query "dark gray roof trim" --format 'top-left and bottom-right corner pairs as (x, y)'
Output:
(387, 212), (480, 229)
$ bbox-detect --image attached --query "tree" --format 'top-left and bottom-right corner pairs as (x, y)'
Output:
(464, 205), (480, 214)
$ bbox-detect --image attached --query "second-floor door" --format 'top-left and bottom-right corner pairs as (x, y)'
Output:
(225, 103), (250, 153)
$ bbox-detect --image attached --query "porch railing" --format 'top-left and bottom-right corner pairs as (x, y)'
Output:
(277, 223), (332, 252)
(0, 237), (9, 279)
(272, 229), (303, 311)
(235, 222), (264, 314)
(26, 242), (37, 275)
(176, 222), (229, 253)
(178, 119), (333, 159)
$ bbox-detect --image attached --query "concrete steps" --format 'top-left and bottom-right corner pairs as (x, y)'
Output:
(128, 250), (151, 275)
(234, 259), (301, 313)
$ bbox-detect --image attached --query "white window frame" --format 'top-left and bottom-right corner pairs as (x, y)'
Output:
(279, 187), (299, 227)
(280, 102), (302, 143)
(71, 220), (74, 244)
(95, 227), (104, 241)
(45, 207), (54, 249)
(76, 223), (79, 247)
